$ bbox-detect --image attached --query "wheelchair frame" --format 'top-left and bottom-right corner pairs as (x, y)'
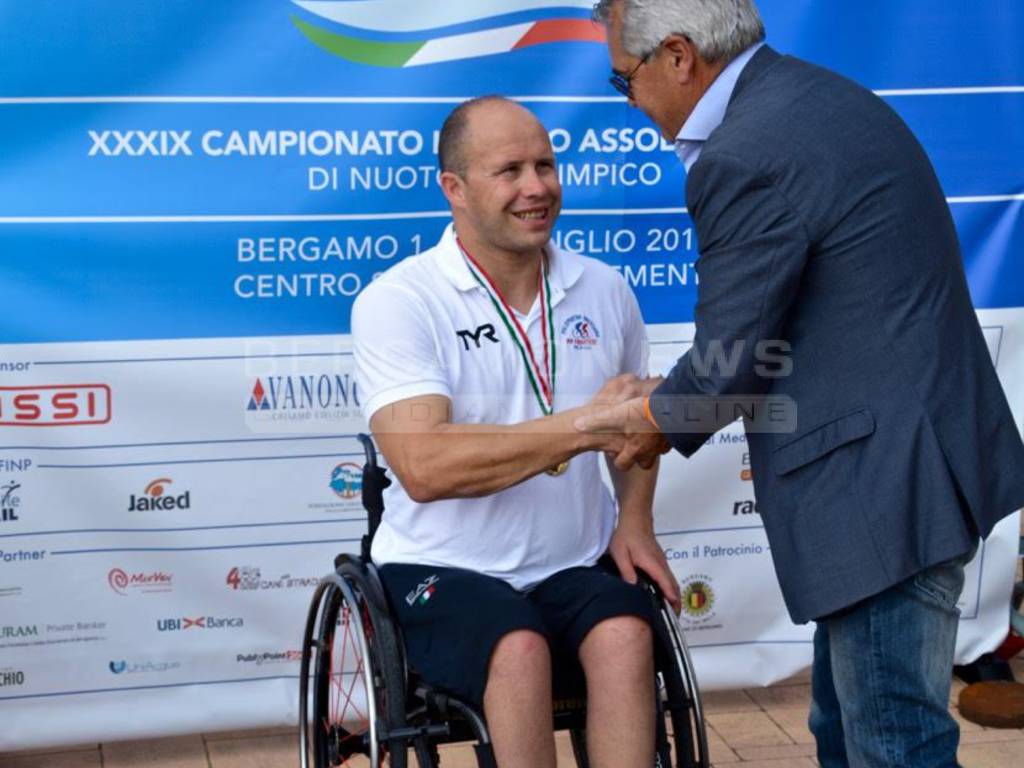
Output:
(299, 434), (709, 767)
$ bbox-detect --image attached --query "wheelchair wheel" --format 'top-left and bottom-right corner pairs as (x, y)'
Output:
(300, 564), (407, 767)
(651, 594), (709, 768)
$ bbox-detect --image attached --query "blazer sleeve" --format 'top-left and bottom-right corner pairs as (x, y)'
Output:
(649, 150), (810, 457)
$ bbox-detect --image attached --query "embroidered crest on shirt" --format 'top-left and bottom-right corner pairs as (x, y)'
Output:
(560, 314), (601, 350)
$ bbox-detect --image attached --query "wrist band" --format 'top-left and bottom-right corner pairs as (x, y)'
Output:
(642, 396), (661, 430)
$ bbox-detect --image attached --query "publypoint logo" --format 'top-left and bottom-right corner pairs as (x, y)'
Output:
(330, 462), (362, 500)
(108, 567), (174, 596)
(128, 477), (191, 512)
(288, 1), (605, 68)
(236, 650), (302, 666)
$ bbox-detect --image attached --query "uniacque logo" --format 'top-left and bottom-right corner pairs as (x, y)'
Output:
(109, 659), (181, 675)
(0, 384), (111, 426)
(108, 567), (174, 596)
(1, 481), (21, 523)
(405, 574), (439, 606)
(128, 478), (191, 512)
(560, 314), (601, 350)
(330, 462), (362, 500)
(740, 452), (752, 481)
(289, 1), (605, 68)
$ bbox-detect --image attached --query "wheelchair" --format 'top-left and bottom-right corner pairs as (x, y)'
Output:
(299, 434), (709, 767)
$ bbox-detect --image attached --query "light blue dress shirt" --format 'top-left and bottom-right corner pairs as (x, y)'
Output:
(674, 42), (764, 172)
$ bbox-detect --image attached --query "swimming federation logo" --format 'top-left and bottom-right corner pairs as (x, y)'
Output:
(330, 462), (362, 500)
(560, 314), (601, 350)
(289, 1), (605, 68)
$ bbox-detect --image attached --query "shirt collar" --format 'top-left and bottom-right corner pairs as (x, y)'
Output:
(434, 222), (584, 306)
(675, 42), (764, 169)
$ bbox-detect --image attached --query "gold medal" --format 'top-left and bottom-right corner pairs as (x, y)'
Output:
(545, 460), (570, 477)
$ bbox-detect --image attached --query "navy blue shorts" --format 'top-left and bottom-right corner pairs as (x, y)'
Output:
(377, 557), (654, 707)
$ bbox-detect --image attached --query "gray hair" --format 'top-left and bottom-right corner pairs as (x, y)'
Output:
(593, 0), (765, 64)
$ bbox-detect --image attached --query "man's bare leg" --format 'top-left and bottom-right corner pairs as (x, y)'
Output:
(579, 615), (656, 767)
(483, 629), (556, 768)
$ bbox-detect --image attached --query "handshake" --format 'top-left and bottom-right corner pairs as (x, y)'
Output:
(575, 374), (671, 471)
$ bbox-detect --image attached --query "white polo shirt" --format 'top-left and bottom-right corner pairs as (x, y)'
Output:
(352, 223), (648, 591)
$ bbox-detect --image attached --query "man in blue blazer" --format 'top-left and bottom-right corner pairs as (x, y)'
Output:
(586, 1), (1024, 766)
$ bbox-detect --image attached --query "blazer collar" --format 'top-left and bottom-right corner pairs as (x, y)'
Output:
(728, 44), (782, 107)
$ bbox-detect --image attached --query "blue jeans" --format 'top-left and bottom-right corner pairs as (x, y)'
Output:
(809, 549), (973, 768)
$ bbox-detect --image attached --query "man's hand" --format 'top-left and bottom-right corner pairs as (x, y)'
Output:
(609, 520), (681, 614)
(575, 396), (670, 471)
(590, 374), (663, 407)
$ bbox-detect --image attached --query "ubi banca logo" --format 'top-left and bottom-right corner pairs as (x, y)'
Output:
(288, 0), (605, 68)
(157, 616), (244, 632)
(128, 477), (191, 512)
(108, 567), (174, 596)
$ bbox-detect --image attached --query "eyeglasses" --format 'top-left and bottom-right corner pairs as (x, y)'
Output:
(609, 49), (655, 98)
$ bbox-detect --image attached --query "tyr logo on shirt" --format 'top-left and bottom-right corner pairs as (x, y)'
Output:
(456, 324), (499, 351)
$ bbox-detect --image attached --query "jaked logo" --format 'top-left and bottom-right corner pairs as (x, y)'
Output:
(128, 478), (191, 512)
(289, 0), (605, 68)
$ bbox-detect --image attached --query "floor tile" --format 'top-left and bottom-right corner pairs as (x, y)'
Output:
(0, 751), (102, 768)
(745, 683), (812, 709)
(206, 732), (292, 768)
(735, 742), (818, 761)
(700, 688), (760, 714)
(764, 706), (816, 745)
(706, 711), (792, 749)
(103, 735), (208, 768)
(959, 739), (1024, 768)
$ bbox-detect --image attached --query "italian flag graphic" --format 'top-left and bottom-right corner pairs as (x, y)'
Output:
(418, 585), (436, 604)
(290, 0), (605, 67)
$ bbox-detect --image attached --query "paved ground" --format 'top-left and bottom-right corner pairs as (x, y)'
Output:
(4, 655), (1022, 767)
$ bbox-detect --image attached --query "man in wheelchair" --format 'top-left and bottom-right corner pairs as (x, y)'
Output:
(350, 96), (681, 767)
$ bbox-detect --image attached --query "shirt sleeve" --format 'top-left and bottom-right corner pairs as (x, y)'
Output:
(351, 281), (452, 421)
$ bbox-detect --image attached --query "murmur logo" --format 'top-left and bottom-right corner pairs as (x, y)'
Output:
(289, 0), (605, 68)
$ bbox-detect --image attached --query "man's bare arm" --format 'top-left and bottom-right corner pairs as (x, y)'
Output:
(370, 394), (623, 502)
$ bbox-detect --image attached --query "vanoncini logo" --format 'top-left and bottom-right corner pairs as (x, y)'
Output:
(289, 0), (605, 68)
